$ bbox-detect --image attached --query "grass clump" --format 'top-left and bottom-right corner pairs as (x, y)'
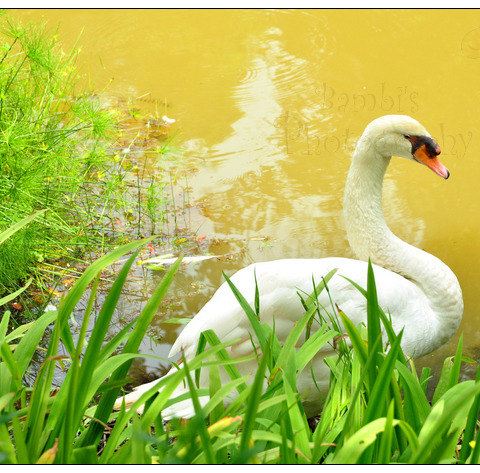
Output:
(0, 17), (116, 293)
(0, 14), (202, 316)
(0, 218), (479, 464)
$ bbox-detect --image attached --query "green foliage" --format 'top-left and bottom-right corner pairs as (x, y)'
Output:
(0, 229), (479, 465)
(0, 219), (182, 463)
(0, 17), (118, 293)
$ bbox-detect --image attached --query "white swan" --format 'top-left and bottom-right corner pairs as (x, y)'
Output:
(115, 115), (463, 418)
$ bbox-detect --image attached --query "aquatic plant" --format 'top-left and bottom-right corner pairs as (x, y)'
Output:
(0, 228), (479, 464)
(0, 16), (117, 294)
(0, 16), (195, 310)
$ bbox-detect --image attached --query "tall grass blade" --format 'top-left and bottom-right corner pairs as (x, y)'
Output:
(202, 329), (247, 393)
(0, 278), (32, 306)
(432, 357), (455, 405)
(282, 375), (311, 463)
(364, 330), (403, 423)
(82, 255), (181, 446)
(459, 366), (480, 463)
(337, 309), (367, 365)
(0, 210), (46, 246)
(333, 417), (395, 464)
(366, 260), (382, 391)
(238, 347), (269, 461)
(377, 401), (395, 463)
(182, 356), (216, 464)
(448, 334), (463, 389)
(26, 239), (151, 458)
(296, 326), (336, 373)
(273, 306), (316, 379)
(412, 381), (480, 463)
(395, 361), (431, 429)
(78, 253), (137, 391)
(223, 271), (268, 355)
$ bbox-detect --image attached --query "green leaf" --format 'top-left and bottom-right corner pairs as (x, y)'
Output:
(0, 210), (46, 246)
(223, 271), (269, 358)
(333, 416), (418, 464)
(82, 255), (181, 446)
(254, 268), (260, 316)
(0, 278), (32, 307)
(419, 366), (432, 396)
(432, 356), (454, 405)
(342, 274), (407, 365)
(448, 334), (463, 389)
(470, 426), (480, 464)
(12, 309), (57, 375)
(296, 325), (337, 373)
(195, 332), (207, 388)
(97, 320), (136, 364)
(282, 374), (311, 462)
(338, 309), (367, 365)
(366, 260), (382, 390)
(26, 239), (151, 458)
(273, 306), (317, 377)
(72, 446), (98, 464)
(100, 340), (236, 463)
(460, 367), (480, 463)
(182, 356), (215, 464)
(207, 364), (226, 423)
(73, 254), (138, 431)
(333, 417), (395, 464)
(378, 401), (395, 463)
(302, 269), (338, 310)
(412, 381), (480, 463)
(364, 330), (403, 423)
(238, 347), (269, 460)
(0, 312), (9, 346)
(202, 329), (247, 393)
(0, 392), (14, 411)
(1, 342), (22, 392)
(395, 361), (431, 429)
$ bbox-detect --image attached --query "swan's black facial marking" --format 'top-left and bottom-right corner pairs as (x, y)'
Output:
(404, 135), (441, 158)
(404, 133), (449, 179)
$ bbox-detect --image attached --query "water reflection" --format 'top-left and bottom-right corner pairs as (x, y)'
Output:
(189, 27), (344, 263)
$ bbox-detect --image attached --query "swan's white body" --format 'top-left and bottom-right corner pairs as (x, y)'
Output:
(115, 115), (463, 418)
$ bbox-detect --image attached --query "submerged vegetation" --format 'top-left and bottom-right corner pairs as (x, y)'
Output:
(0, 215), (479, 464)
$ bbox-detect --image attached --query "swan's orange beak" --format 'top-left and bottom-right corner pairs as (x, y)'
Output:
(408, 136), (449, 179)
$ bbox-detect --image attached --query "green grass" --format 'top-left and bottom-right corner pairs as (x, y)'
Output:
(0, 15), (118, 294)
(0, 215), (479, 464)
(0, 15), (196, 312)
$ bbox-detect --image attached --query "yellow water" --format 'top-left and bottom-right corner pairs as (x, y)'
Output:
(15, 9), (480, 377)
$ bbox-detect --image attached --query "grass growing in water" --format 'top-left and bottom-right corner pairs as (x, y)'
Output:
(0, 17), (117, 293)
(0, 217), (479, 464)
(0, 16), (196, 314)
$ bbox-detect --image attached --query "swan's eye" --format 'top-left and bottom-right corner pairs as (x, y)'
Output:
(404, 135), (411, 140)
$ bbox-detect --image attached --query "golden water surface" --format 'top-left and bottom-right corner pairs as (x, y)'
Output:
(14, 9), (480, 377)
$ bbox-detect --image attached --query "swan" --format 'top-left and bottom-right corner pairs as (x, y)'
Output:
(115, 115), (463, 418)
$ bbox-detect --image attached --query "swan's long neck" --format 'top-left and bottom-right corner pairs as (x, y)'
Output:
(343, 137), (463, 351)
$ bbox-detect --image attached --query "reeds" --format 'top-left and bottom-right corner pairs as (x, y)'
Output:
(0, 216), (479, 464)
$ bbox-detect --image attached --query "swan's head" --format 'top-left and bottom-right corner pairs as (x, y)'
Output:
(360, 115), (449, 179)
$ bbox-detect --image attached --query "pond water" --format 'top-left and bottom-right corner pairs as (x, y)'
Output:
(15, 9), (480, 381)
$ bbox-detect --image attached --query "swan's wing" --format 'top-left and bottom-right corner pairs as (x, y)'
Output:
(168, 265), (257, 359)
(168, 257), (425, 360)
